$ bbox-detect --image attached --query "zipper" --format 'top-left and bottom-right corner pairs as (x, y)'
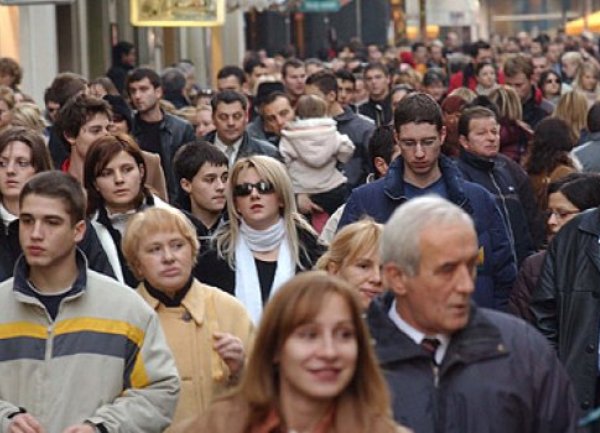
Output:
(488, 171), (517, 262)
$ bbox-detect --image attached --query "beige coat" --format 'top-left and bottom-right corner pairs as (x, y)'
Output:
(142, 150), (169, 202)
(137, 279), (254, 432)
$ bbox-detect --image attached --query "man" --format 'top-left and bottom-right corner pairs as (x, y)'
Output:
(204, 90), (280, 166)
(216, 65), (246, 93)
(161, 67), (189, 109)
(504, 54), (553, 129)
(448, 40), (504, 92)
(572, 101), (600, 173)
(546, 41), (563, 75)
(339, 93), (516, 310)
(0, 171), (179, 433)
(456, 106), (536, 264)
(128, 67), (195, 203)
(54, 93), (111, 182)
(246, 81), (287, 145)
(305, 70), (375, 187)
(173, 140), (228, 248)
(335, 69), (357, 109)
(106, 41), (136, 95)
(281, 58), (306, 106)
(531, 53), (550, 85)
(243, 58), (267, 96)
(259, 91), (296, 143)
(359, 63), (392, 126)
(368, 195), (577, 433)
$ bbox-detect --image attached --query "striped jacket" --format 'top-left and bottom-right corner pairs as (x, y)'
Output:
(0, 251), (180, 433)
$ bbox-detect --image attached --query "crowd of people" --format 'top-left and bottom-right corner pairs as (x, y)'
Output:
(1, 28), (600, 432)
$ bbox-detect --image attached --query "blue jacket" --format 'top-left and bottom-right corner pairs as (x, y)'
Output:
(339, 155), (517, 310)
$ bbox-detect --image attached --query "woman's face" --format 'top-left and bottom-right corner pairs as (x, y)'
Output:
(94, 150), (144, 214)
(0, 101), (11, 130)
(0, 141), (36, 203)
(234, 167), (281, 230)
(136, 229), (193, 293)
(195, 110), (215, 138)
(542, 74), (561, 97)
(330, 246), (383, 309)
(547, 191), (580, 239)
(581, 71), (598, 91)
(477, 65), (497, 88)
(278, 293), (358, 404)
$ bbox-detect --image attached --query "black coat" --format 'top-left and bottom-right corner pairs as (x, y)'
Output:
(368, 291), (578, 433)
(531, 207), (600, 411)
(194, 224), (325, 296)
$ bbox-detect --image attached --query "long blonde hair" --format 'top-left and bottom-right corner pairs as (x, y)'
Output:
(489, 85), (523, 121)
(553, 90), (589, 142)
(215, 155), (316, 269)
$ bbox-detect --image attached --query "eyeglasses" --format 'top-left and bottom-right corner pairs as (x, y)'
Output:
(545, 208), (579, 220)
(233, 181), (275, 197)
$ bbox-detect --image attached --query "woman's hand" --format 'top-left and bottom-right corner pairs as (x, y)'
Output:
(213, 332), (245, 377)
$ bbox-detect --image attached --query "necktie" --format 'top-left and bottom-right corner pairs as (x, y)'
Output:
(421, 337), (441, 365)
(225, 146), (235, 166)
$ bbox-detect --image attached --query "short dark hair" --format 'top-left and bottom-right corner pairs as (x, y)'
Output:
(422, 68), (446, 87)
(0, 127), (53, 175)
(261, 91), (291, 109)
(364, 62), (389, 77)
(54, 94), (112, 144)
(281, 58), (305, 78)
(243, 57), (266, 76)
(217, 65), (246, 85)
(161, 67), (186, 94)
(20, 171), (86, 225)
(394, 92), (443, 133)
(305, 70), (338, 95)
(368, 125), (396, 178)
(126, 67), (161, 92)
(458, 106), (497, 138)
(112, 41), (134, 65)
(335, 69), (356, 85)
(412, 42), (426, 52)
(587, 101), (600, 133)
(469, 40), (492, 58)
(211, 90), (248, 112)
(48, 72), (88, 107)
(173, 140), (228, 182)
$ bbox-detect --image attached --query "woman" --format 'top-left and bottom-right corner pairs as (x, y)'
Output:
(84, 133), (170, 286)
(474, 61), (498, 96)
(122, 207), (254, 431)
(196, 155), (325, 324)
(186, 271), (409, 433)
(525, 117), (579, 211)
(316, 219), (383, 309)
(538, 70), (562, 106)
(510, 173), (600, 322)
(573, 61), (600, 106)
(10, 102), (46, 135)
(488, 85), (532, 164)
(553, 90), (589, 144)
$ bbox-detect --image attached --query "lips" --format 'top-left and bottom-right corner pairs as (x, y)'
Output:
(250, 204), (263, 211)
(360, 287), (383, 300)
(160, 267), (181, 277)
(309, 367), (342, 381)
(113, 188), (129, 196)
(26, 245), (45, 256)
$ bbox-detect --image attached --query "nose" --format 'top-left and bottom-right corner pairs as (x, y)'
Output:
(414, 144), (425, 158)
(455, 263), (475, 295)
(370, 265), (382, 286)
(162, 246), (175, 262)
(215, 178), (226, 191)
(113, 169), (124, 184)
(31, 220), (44, 239)
(6, 160), (16, 174)
(317, 333), (338, 359)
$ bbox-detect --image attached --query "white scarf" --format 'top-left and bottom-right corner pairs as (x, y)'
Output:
(235, 218), (295, 324)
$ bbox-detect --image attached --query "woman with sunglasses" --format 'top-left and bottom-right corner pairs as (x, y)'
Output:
(538, 70), (562, 107)
(196, 155), (325, 324)
(186, 271), (409, 433)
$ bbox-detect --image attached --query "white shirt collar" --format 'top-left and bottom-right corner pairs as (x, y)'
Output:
(0, 201), (17, 230)
(388, 298), (451, 365)
(214, 134), (243, 167)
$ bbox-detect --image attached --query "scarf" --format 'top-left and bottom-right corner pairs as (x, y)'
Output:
(235, 218), (294, 324)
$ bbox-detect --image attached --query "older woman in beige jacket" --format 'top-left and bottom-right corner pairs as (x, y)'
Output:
(123, 206), (254, 431)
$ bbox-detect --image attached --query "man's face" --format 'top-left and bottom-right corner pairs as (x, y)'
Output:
(337, 79), (355, 106)
(283, 66), (307, 98)
(217, 75), (243, 93)
(505, 72), (531, 101)
(385, 221), (478, 335)
(248, 66), (268, 92)
(213, 101), (247, 145)
(128, 77), (162, 114)
(532, 57), (549, 83)
(181, 163), (228, 215)
(353, 79), (368, 104)
(474, 48), (493, 64)
(430, 45), (443, 63)
(459, 116), (500, 158)
(46, 101), (60, 123)
(304, 84), (335, 108)
(19, 194), (85, 271)
(364, 68), (390, 100)
(547, 44), (561, 63)
(396, 122), (444, 182)
(262, 96), (295, 136)
(413, 46), (428, 64)
(66, 113), (111, 160)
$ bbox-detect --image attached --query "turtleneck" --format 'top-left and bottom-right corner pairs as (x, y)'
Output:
(144, 275), (194, 308)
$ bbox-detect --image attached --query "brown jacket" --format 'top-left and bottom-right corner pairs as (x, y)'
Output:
(142, 150), (168, 202)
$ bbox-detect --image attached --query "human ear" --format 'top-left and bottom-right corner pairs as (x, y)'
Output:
(383, 262), (409, 296)
(180, 178), (192, 194)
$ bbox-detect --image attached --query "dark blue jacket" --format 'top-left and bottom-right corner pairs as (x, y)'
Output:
(339, 155), (517, 310)
(367, 291), (578, 433)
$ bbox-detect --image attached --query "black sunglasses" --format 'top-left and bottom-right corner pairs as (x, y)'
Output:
(233, 181), (275, 197)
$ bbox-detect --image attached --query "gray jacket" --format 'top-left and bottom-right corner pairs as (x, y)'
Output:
(572, 131), (600, 173)
(335, 106), (375, 188)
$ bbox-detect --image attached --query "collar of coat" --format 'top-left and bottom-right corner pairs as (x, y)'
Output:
(367, 291), (509, 370)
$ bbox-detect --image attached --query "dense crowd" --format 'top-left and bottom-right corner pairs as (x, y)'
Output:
(1, 29), (600, 432)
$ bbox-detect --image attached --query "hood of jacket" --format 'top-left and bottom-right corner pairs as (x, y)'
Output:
(281, 118), (341, 168)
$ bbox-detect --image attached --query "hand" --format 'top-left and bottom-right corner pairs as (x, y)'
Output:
(297, 193), (323, 214)
(62, 423), (96, 433)
(213, 332), (245, 376)
(8, 414), (46, 433)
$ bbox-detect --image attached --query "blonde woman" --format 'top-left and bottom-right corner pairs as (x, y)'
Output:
(196, 155), (325, 324)
(122, 206), (254, 431)
(0, 86), (15, 132)
(316, 219), (384, 309)
(553, 90), (589, 144)
(10, 102), (46, 134)
(573, 61), (600, 106)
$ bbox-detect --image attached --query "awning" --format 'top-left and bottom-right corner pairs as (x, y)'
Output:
(566, 11), (600, 35)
